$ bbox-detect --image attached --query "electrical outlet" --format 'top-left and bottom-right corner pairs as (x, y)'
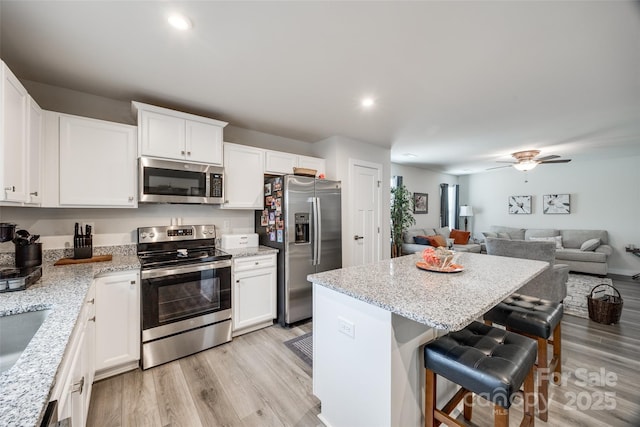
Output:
(338, 316), (355, 338)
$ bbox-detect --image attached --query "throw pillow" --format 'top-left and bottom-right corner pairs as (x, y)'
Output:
(434, 226), (450, 238)
(497, 232), (512, 239)
(450, 229), (471, 244)
(482, 231), (498, 240)
(426, 235), (447, 248)
(529, 236), (564, 249)
(580, 238), (601, 251)
(413, 235), (430, 245)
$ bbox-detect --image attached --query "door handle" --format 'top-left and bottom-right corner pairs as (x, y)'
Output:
(354, 235), (364, 240)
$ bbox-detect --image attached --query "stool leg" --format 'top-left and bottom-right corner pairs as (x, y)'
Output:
(522, 365), (536, 427)
(537, 336), (549, 422)
(552, 323), (562, 385)
(463, 392), (472, 421)
(493, 405), (509, 427)
(425, 369), (436, 427)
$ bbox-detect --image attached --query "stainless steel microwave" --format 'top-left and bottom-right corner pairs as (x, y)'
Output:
(139, 157), (224, 204)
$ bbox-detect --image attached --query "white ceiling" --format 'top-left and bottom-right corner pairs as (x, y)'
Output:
(2, 1), (639, 175)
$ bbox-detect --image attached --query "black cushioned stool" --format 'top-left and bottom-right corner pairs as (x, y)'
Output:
(424, 321), (537, 427)
(484, 294), (563, 422)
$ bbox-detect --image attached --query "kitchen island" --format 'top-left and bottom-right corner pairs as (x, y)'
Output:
(307, 251), (548, 427)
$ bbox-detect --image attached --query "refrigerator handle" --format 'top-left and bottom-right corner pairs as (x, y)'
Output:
(311, 197), (317, 265)
(316, 196), (322, 265)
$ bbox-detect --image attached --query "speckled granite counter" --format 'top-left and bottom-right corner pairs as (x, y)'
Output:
(222, 245), (278, 258)
(0, 253), (140, 427)
(307, 251), (548, 331)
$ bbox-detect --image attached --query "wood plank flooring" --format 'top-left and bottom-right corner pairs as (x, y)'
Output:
(87, 278), (640, 427)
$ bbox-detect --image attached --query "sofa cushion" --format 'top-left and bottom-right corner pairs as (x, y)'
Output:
(426, 235), (447, 247)
(497, 232), (512, 239)
(434, 226), (450, 238)
(490, 226), (526, 240)
(529, 235), (564, 249)
(450, 229), (471, 244)
(403, 228), (428, 244)
(414, 235), (430, 245)
(482, 231), (498, 240)
(560, 229), (608, 249)
(580, 238), (601, 251)
(525, 229), (560, 240)
(555, 248), (607, 263)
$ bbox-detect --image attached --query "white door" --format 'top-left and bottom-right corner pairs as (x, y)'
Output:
(350, 161), (381, 266)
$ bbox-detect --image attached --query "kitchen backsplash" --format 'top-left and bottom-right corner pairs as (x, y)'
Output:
(0, 244), (137, 264)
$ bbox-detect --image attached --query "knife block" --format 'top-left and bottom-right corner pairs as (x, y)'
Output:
(74, 236), (93, 259)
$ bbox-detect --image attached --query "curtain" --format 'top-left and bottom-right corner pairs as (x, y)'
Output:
(440, 183), (460, 229)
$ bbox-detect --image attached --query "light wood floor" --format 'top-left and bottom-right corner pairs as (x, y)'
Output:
(88, 278), (640, 427)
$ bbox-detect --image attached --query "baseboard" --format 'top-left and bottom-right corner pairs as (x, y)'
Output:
(607, 273), (639, 283)
(94, 360), (139, 382)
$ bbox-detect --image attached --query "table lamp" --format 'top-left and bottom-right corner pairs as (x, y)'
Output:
(459, 205), (474, 231)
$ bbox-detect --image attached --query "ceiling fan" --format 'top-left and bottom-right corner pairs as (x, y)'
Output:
(488, 150), (572, 171)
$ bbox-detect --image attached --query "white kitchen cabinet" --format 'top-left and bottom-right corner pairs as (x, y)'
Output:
(264, 149), (326, 177)
(222, 142), (264, 209)
(53, 283), (95, 427)
(94, 271), (140, 380)
(58, 114), (137, 207)
(1, 61), (28, 203)
(25, 96), (43, 204)
(232, 253), (277, 336)
(133, 101), (226, 165)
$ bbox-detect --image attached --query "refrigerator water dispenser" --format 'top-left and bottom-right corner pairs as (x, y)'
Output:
(294, 213), (309, 243)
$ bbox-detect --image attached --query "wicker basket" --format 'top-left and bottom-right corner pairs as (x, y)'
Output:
(587, 284), (623, 324)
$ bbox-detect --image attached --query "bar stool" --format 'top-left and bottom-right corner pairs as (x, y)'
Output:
(424, 321), (537, 427)
(484, 293), (563, 422)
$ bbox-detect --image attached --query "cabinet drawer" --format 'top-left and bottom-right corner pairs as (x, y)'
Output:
(234, 255), (276, 272)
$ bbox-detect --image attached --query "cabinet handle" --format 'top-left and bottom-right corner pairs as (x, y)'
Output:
(4, 186), (14, 192)
(30, 191), (38, 196)
(181, 150), (186, 155)
(236, 279), (240, 283)
(130, 280), (136, 285)
(187, 151), (191, 156)
(88, 316), (96, 322)
(87, 298), (95, 304)
(255, 261), (259, 265)
(128, 196), (134, 202)
(72, 376), (85, 395)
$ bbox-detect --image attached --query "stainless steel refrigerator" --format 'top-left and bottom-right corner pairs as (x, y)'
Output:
(255, 175), (342, 326)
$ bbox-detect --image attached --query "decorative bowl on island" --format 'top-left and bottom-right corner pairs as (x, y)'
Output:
(417, 247), (463, 273)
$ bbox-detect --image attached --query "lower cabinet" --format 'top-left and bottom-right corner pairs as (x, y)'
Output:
(53, 283), (95, 427)
(232, 254), (277, 336)
(94, 270), (140, 380)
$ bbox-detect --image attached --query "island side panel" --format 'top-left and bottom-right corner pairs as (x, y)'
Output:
(313, 284), (439, 427)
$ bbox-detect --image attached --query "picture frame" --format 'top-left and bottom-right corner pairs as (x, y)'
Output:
(543, 194), (570, 214)
(508, 195), (532, 214)
(413, 192), (428, 214)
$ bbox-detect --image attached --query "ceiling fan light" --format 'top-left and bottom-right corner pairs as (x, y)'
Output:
(513, 161), (538, 171)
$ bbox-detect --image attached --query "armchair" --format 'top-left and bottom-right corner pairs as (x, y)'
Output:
(485, 237), (569, 303)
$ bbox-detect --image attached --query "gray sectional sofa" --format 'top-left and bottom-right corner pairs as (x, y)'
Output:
(401, 226), (482, 255)
(482, 226), (612, 276)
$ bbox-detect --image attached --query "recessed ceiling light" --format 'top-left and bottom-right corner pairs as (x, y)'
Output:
(361, 97), (375, 108)
(168, 14), (192, 30)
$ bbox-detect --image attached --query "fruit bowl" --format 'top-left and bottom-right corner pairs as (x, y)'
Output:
(420, 247), (461, 270)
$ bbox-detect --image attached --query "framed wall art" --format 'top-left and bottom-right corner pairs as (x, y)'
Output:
(543, 194), (570, 214)
(413, 192), (428, 214)
(508, 195), (532, 214)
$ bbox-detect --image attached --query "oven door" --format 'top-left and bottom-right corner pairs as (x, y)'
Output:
(141, 260), (231, 338)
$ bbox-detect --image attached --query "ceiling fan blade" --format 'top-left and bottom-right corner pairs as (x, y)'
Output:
(535, 155), (560, 162)
(495, 161), (517, 164)
(539, 159), (571, 164)
(486, 165), (512, 170)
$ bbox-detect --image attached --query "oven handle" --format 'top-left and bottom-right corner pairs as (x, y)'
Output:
(141, 260), (231, 280)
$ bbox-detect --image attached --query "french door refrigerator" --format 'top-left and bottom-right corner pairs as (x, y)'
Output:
(255, 175), (342, 326)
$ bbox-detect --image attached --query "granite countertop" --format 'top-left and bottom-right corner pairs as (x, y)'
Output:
(222, 245), (279, 258)
(307, 252), (548, 331)
(0, 254), (140, 427)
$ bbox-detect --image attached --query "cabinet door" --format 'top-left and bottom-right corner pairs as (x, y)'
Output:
(265, 150), (297, 175)
(223, 143), (264, 209)
(25, 97), (43, 204)
(95, 272), (140, 373)
(297, 155), (326, 178)
(1, 63), (28, 202)
(59, 115), (137, 207)
(186, 120), (223, 165)
(139, 110), (185, 159)
(233, 267), (276, 332)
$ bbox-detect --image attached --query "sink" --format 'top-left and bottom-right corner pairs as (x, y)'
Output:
(0, 309), (52, 373)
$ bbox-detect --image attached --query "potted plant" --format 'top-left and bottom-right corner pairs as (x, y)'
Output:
(391, 184), (415, 257)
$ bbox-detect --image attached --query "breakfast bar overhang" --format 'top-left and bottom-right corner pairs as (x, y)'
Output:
(308, 252), (548, 427)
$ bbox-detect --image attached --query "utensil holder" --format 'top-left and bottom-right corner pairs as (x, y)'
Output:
(15, 243), (42, 268)
(74, 236), (93, 259)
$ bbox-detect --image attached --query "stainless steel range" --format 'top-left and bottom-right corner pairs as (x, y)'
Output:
(137, 224), (232, 369)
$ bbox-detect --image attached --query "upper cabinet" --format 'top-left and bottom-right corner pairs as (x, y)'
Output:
(133, 101), (227, 165)
(47, 114), (138, 208)
(1, 61), (43, 206)
(264, 149), (326, 177)
(223, 142), (264, 209)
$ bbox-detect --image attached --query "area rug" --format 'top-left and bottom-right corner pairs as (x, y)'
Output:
(565, 273), (615, 318)
(284, 332), (313, 367)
